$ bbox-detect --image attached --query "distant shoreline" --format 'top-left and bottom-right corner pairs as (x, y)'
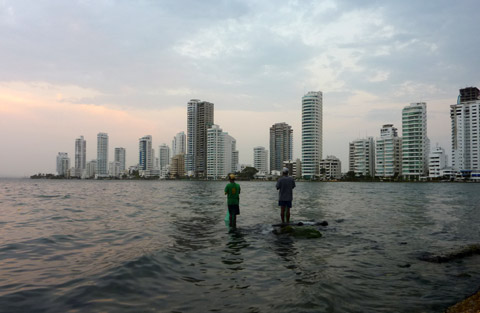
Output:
(16, 175), (480, 183)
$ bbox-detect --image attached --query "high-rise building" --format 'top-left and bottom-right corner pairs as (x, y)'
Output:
(206, 125), (238, 179)
(172, 131), (186, 156)
(349, 137), (375, 176)
(96, 133), (109, 177)
(375, 124), (402, 178)
(56, 152), (70, 176)
(225, 134), (238, 174)
(187, 99), (214, 177)
(74, 136), (86, 178)
(270, 122), (293, 173)
(302, 91), (322, 179)
(253, 146), (268, 173)
(114, 147), (126, 173)
(348, 142), (355, 172)
(170, 154), (185, 178)
(320, 155), (342, 180)
(207, 124), (225, 179)
(402, 102), (429, 178)
(139, 135), (154, 175)
(451, 87), (480, 180)
(159, 144), (170, 178)
(429, 145), (447, 178)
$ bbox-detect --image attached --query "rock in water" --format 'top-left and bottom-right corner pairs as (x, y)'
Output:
(419, 244), (480, 263)
(277, 226), (322, 239)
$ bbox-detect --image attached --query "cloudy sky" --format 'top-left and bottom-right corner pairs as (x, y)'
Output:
(0, 0), (479, 177)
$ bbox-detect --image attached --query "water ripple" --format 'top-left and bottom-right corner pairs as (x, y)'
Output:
(0, 180), (480, 312)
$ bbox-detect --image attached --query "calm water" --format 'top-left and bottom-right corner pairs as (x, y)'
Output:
(1, 179), (479, 313)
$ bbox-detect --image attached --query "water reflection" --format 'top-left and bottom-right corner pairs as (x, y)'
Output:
(222, 230), (249, 270)
(170, 215), (221, 252)
(272, 232), (297, 269)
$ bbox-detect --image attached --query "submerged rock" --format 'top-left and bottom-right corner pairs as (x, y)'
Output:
(418, 244), (480, 263)
(275, 225), (322, 239)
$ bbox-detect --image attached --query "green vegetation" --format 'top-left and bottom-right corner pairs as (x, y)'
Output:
(236, 166), (258, 180)
(30, 173), (65, 179)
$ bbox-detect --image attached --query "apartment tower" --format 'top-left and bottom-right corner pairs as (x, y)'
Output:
(96, 133), (109, 177)
(375, 124), (402, 178)
(429, 145), (448, 178)
(187, 99), (214, 177)
(74, 136), (86, 178)
(451, 87), (480, 179)
(349, 137), (375, 176)
(56, 152), (70, 177)
(253, 146), (268, 174)
(159, 144), (170, 178)
(270, 122), (293, 173)
(402, 102), (429, 179)
(301, 91), (323, 179)
(114, 147), (126, 173)
(320, 155), (342, 180)
(172, 131), (186, 156)
(139, 135), (154, 174)
(206, 125), (238, 179)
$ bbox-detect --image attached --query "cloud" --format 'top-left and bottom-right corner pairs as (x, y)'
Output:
(0, 81), (185, 176)
(0, 1), (479, 175)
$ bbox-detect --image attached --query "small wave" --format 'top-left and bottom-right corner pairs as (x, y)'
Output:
(35, 194), (62, 198)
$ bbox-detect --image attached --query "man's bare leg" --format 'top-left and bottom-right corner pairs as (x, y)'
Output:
(286, 208), (291, 223)
(280, 206), (286, 224)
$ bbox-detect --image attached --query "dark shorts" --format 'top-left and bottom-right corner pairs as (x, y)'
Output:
(228, 204), (240, 215)
(278, 201), (292, 208)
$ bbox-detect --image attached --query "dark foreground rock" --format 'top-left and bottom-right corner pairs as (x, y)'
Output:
(445, 289), (480, 313)
(418, 244), (480, 263)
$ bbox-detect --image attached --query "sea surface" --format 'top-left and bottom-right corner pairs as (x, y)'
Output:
(0, 179), (479, 313)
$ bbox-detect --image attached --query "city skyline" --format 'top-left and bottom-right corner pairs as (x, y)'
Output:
(1, 1), (479, 177)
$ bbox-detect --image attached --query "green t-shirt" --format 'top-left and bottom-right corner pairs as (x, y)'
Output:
(225, 182), (241, 205)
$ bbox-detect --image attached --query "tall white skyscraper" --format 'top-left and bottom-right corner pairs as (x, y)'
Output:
(74, 136), (86, 178)
(56, 152), (70, 176)
(375, 124), (402, 178)
(270, 122), (293, 173)
(349, 137), (375, 176)
(139, 135), (153, 173)
(224, 134), (238, 174)
(301, 91), (322, 179)
(402, 102), (429, 178)
(207, 125), (238, 179)
(451, 87), (480, 180)
(159, 144), (170, 178)
(114, 147), (126, 173)
(172, 131), (186, 156)
(187, 99), (214, 177)
(96, 133), (109, 177)
(207, 125), (225, 179)
(253, 146), (268, 173)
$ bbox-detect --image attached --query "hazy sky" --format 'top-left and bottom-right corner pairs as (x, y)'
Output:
(1, 0), (479, 177)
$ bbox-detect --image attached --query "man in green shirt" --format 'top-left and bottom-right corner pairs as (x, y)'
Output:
(224, 173), (241, 228)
